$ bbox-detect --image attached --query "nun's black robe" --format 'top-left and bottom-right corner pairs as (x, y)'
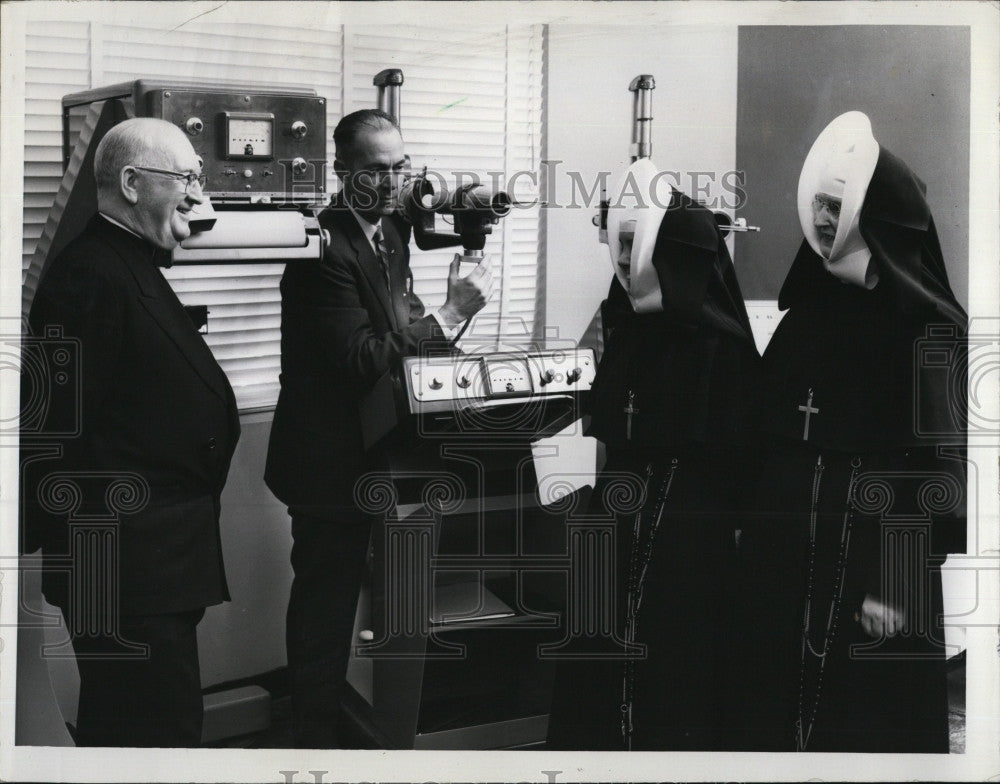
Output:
(731, 148), (967, 753)
(546, 191), (761, 751)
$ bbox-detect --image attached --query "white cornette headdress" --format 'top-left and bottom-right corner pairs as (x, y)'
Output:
(797, 111), (880, 288)
(606, 157), (674, 312)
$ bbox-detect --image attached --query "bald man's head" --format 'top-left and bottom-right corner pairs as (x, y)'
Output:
(94, 118), (205, 250)
(95, 118), (193, 192)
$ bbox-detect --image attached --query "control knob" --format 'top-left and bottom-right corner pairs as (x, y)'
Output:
(566, 367), (582, 384)
(291, 120), (308, 139)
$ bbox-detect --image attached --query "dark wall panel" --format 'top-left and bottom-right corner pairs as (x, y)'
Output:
(735, 25), (970, 307)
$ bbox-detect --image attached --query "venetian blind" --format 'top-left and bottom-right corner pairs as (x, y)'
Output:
(23, 21), (543, 409)
(342, 25), (543, 353)
(100, 21), (342, 411)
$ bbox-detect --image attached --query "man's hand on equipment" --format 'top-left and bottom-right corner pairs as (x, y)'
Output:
(439, 254), (494, 326)
(859, 593), (905, 639)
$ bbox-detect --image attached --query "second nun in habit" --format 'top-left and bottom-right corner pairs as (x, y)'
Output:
(731, 112), (967, 753)
(546, 158), (761, 751)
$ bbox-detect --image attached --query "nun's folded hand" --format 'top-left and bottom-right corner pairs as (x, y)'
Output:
(859, 593), (905, 639)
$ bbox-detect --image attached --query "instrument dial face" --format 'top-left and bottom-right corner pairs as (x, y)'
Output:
(226, 115), (273, 158)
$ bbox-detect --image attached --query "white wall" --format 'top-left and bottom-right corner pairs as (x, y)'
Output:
(544, 24), (739, 342)
(198, 415), (292, 687)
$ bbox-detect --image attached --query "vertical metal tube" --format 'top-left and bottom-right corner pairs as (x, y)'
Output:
(628, 75), (655, 162)
(373, 68), (404, 127)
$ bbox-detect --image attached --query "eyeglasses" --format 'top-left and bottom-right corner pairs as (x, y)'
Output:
(353, 168), (411, 185)
(812, 194), (842, 220)
(134, 166), (208, 194)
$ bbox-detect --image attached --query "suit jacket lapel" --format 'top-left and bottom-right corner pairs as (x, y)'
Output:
(136, 292), (233, 405)
(325, 202), (398, 330)
(382, 222), (411, 328)
(97, 218), (233, 404)
(353, 227), (399, 332)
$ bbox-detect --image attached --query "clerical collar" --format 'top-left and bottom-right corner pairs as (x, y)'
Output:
(346, 203), (381, 253)
(99, 211), (143, 240)
(97, 212), (174, 267)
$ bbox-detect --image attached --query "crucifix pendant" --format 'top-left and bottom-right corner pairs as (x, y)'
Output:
(624, 390), (639, 441)
(797, 387), (819, 441)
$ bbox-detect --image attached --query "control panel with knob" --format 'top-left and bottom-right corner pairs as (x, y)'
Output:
(133, 83), (327, 202)
(403, 348), (596, 409)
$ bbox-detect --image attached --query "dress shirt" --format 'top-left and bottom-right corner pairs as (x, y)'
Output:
(346, 203), (459, 339)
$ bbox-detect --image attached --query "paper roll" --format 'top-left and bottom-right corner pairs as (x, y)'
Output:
(181, 211), (308, 249)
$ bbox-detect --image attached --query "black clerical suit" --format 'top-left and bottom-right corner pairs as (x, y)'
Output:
(732, 147), (967, 753)
(265, 196), (449, 747)
(546, 191), (761, 751)
(22, 215), (240, 747)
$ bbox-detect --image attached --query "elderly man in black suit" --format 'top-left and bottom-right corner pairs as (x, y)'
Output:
(23, 117), (240, 747)
(265, 109), (492, 748)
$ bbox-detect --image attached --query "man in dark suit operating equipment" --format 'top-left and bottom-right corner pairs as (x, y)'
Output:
(23, 117), (241, 747)
(265, 109), (493, 748)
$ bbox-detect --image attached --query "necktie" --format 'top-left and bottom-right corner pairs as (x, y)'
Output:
(373, 225), (408, 328)
(372, 226), (391, 285)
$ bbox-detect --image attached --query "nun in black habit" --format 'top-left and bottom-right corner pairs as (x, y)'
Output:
(546, 159), (761, 751)
(732, 112), (967, 753)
